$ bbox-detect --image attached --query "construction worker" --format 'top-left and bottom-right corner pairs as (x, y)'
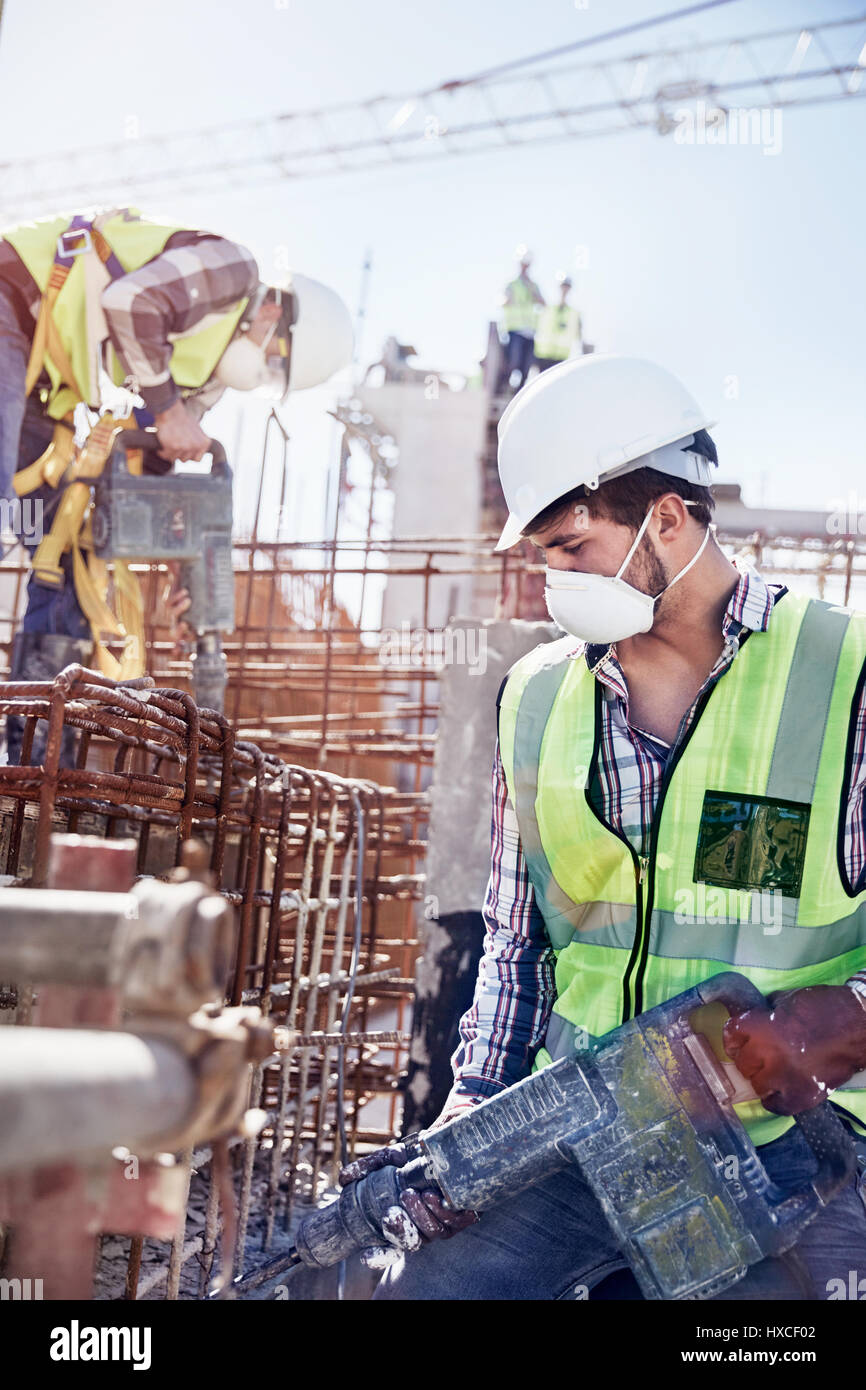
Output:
(344, 354), (866, 1299)
(532, 272), (582, 371)
(0, 207), (352, 765)
(496, 246), (544, 395)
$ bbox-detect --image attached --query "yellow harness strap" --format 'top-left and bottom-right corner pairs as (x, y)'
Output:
(68, 551), (144, 679)
(25, 413), (148, 680)
(69, 537), (123, 637)
(106, 445), (146, 677)
(112, 560), (146, 678)
(13, 415), (77, 497)
(23, 215), (128, 409)
(77, 440), (146, 679)
(24, 262), (84, 401)
(30, 414), (123, 587)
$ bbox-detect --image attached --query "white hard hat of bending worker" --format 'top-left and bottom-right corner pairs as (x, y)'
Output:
(215, 273), (354, 399)
(286, 272), (354, 390)
(494, 354), (717, 552)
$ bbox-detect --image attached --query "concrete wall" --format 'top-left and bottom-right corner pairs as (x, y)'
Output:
(355, 383), (488, 632)
(425, 616), (556, 917)
(402, 616), (557, 1129)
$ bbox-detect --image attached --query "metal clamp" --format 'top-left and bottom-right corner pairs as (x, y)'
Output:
(129, 1004), (274, 1158)
(56, 227), (93, 260)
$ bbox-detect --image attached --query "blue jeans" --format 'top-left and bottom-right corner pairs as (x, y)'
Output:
(373, 1119), (866, 1300)
(499, 332), (535, 392)
(0, 283), (29, 507)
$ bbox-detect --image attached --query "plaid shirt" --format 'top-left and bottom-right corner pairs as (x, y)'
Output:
(445, 562), (866, 1114)
(101, 232), (259, 416)
(0, 228), (259, 418)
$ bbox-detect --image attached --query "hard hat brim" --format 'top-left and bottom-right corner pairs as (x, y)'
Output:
(493, 512), (527, 552)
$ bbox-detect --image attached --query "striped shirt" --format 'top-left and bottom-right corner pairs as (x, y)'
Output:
(444, 561), (866, 1115)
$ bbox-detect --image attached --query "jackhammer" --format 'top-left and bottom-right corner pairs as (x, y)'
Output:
(289, 973), (857, 1300)
(91, 429), (234, 711)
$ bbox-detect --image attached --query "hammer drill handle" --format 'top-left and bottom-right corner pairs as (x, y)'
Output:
(115, 430), (228, 476)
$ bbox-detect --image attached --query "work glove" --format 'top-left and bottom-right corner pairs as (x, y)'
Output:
(338, 1116), (480, 1271)
(723, 984), (866, 1116)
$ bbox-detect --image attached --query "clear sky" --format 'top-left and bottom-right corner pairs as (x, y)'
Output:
(0, 0), (864, 520)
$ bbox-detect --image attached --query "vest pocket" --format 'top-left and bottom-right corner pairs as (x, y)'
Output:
(694, 790), (811, 899)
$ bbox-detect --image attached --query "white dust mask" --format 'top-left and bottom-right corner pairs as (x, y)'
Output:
(543, 501), (711, 644)
(215, 319), (283, 394)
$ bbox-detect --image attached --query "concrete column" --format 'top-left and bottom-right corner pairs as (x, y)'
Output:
(402, 616), (556, 1132)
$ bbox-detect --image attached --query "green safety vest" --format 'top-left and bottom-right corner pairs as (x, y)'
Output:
(3, 209), (248, 419)
(502, 277), (540, 335)
(498, 591), (866, 1146)
(534, 303), (581, 361)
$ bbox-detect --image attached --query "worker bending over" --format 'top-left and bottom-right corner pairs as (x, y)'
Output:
(0, 206), (352, 764)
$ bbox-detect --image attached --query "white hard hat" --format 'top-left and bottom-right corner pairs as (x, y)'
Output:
(514, 243), (533, 263)
(494, 354), (716, 552)
(285, 272), (354, 391)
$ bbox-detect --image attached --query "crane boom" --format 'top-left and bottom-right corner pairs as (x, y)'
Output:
(0, 12), (863, 218)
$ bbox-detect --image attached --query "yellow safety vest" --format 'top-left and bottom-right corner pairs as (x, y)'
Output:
(502, 278), (541, 335)
(498, 592), (866, 1146)
(534, 303), (581, 361)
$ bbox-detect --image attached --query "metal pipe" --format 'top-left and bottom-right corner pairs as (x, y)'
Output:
(234, 1062), (262, 1280)
(311, 832), (354, 1177)
(0, 890), (130, 985)
(0, 1027), (196, 1173)
(166, 1148), (194, 1301)
(285, 785), (339, 1214)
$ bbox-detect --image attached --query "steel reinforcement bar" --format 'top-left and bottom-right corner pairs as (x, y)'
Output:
(0, 665), (422, 1298)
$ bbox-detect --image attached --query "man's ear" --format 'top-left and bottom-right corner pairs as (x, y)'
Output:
(655, 494), (691, 540)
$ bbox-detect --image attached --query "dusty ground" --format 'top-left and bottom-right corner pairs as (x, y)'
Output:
(92, 1155), (378, 1302)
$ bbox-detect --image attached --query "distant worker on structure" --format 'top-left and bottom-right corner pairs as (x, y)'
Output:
(533, 273), (585, 372)
(0, 206), (353, 765)
(496, 246), (544, 395)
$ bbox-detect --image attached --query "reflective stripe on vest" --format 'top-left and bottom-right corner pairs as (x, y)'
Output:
(4, 209), (247, 418)
(498, 594), (866, 1145)
(502, 278), (539, 334)
(534, 304), (581, 361)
